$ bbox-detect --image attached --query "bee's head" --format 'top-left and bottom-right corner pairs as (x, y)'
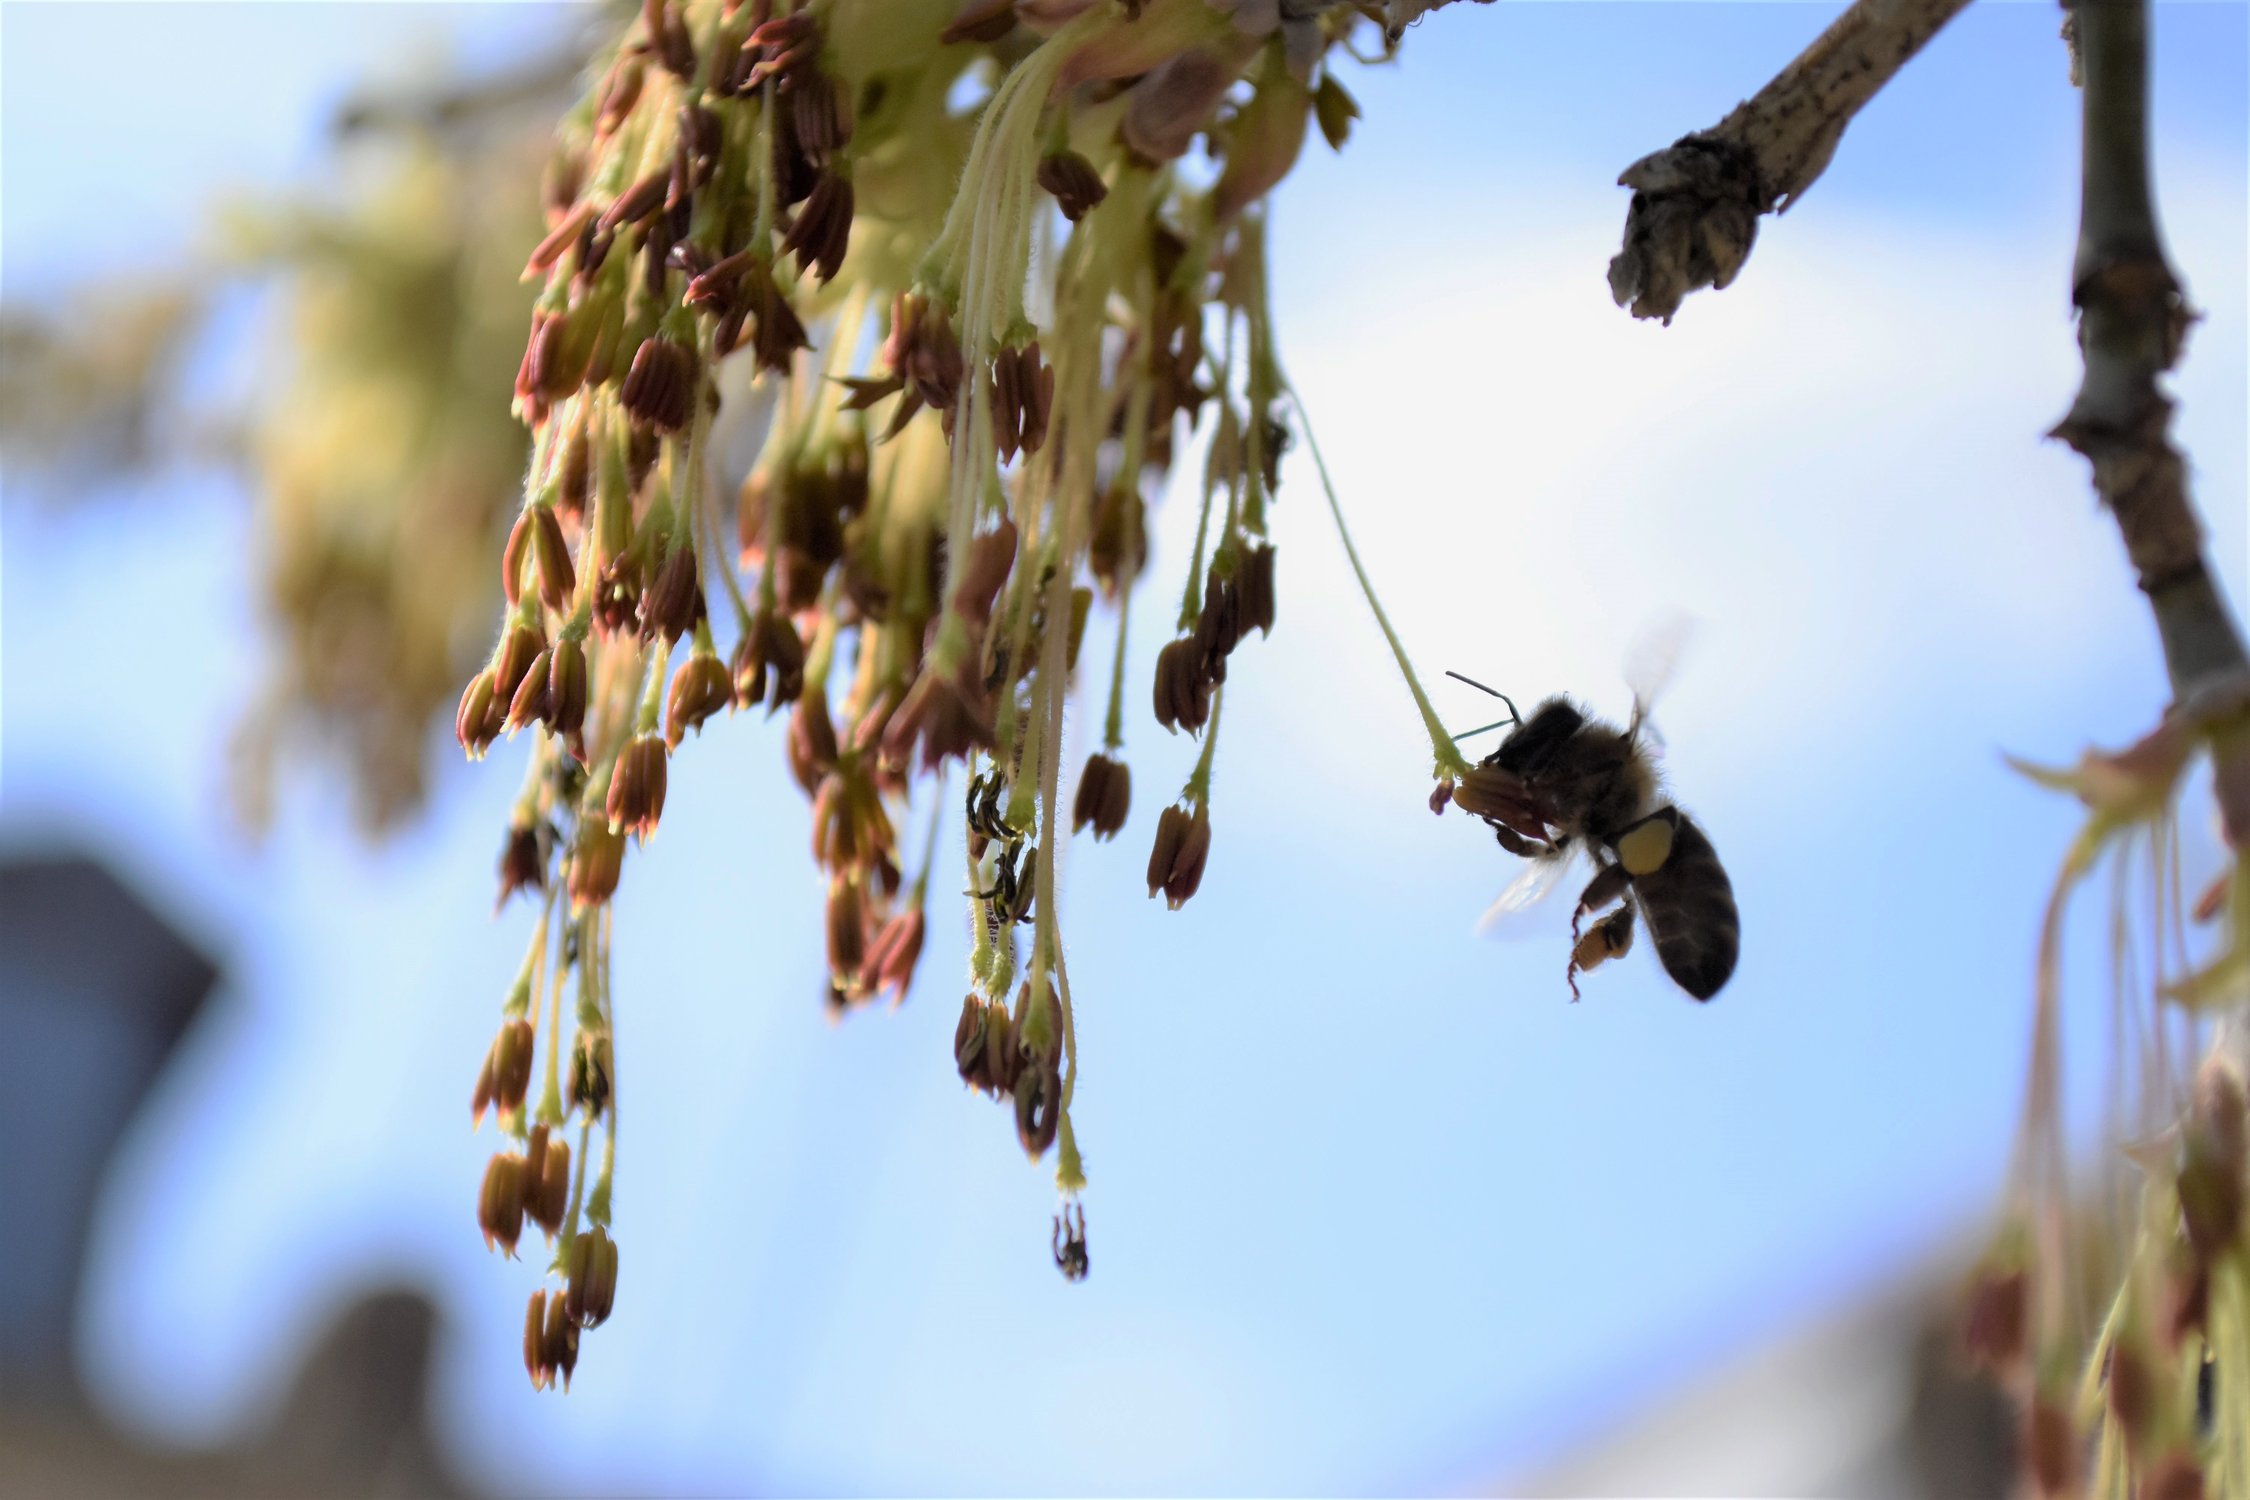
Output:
(1491, 696), (1584, 773)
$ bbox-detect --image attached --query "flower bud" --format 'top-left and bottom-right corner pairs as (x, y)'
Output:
(479, 1151), (528, 1254)
(1072, 754), (1131, 840)
(2180, 1058), (2246, 1260)
(524, 1289), (553, 1389)
(568, 817), (626, 909)
(2142, 1453), (2207, 1500)
(1239, 542), (1277, 636)
(1314, 74), (1360, 152)
(665, 651), (734, 747)
(565, 1223), (619, 1327)
(607, 735), (670, 841)
(954, 994), (991, 1091)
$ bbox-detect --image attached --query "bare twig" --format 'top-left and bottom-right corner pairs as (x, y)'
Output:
(1606, 0), (1971, 323)
(2055, 0), (2250, 845)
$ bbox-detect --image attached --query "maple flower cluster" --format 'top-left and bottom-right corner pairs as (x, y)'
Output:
(460, 0), (1421, 1387)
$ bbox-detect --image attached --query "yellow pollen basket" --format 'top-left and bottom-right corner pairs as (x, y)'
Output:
(1615, 816), (1675, 877)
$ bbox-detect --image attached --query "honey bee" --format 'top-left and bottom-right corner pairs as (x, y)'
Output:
(1447, 647), (1738, 1002)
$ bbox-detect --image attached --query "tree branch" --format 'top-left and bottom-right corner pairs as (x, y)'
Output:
(2054, 0), (2250, 845)
(1605, 0), (1971, 323)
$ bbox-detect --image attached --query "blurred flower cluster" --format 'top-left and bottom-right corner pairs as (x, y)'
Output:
(461, 0), (1488, 1383)
(1, 84), (554, 833)
(1968, 705), (2250, 1497)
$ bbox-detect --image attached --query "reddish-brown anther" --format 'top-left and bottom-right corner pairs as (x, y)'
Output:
(502, 510), (534, 606)
(565, 1223), (619, 1327)
(1239, 542), (1277, 636)
(887, 292), (964, 410)
(524, 1289), (553, 1389)
(1958, 1265), (2026, 1375)
(549, 637), (589, 740)
(479, 1152), (528, 1255)
(472, 1015), (536, 1125)
(664, 651), (734, 747)
(528, 1131), (571, 1237)
(940, 0), (1015, 44)
(745, 256), (812, 373)
(743, 10), (820, 91)
(493, 623), (546, 712)
(594, 555), (643, 637)
(2142, 1453), (2207, 1500)
(525, 203), (594, 277)
(1191, 569), (1244, 681)
(2023, 1399), (2076, 1497)
(640, 543), (704, 644)
(732, 609), (806, 712)
(505, 648), (555, 734)
(789, 71), (852, 164)
(1151, 637), (1211, 733)
(951, 518), (1019, 627)
(1158, 805), (1211, 910)
(785, 689), (838, 794)
(955, 995), (995, 1092)
(607, 735), (669, 841)
(569, 818), (625, 910)
(879, 664), (996, 772)
(532, 506), (576, 614)
(596, 56), (646, 136)
(780, 171), (854, 284)
(457, 670), (501, 758)
(621, 334), (697, 432)
(865, 906), (926, 1003)
(557, 425), (592, 521)
(1072, 753), (1132, 841)
(1089, 486), (1147, 598)
(825, 878), (868, 991)
(496, 822), (545, 909)
(597, 169), (670, 234)
(1036, 150), (1108, 221)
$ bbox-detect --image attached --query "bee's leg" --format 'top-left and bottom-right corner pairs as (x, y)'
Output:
(1487, 821), (1548, 859)
(1567, 863), (1632, 1002)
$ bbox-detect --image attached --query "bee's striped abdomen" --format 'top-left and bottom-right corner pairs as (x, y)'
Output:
(1626, 809), (1738, 1001)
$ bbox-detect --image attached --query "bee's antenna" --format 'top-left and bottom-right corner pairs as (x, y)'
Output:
(1444, 671), (1520, 728)
(1450, 717), (1516, 744)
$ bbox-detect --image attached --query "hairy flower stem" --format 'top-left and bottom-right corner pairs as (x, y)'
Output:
(1291, 391), (1472, 781)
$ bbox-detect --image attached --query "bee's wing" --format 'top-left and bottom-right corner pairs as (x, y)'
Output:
(1624, 611), (1696, 744)
(1476, 845), (1588, 939)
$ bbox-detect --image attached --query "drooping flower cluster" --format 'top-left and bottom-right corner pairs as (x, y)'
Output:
(462, 0), (1449, 1387)
(1966, 701), (2250, 1497)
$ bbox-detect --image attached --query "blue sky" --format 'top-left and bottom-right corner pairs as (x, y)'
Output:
(4, 3), (2246, 1494)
